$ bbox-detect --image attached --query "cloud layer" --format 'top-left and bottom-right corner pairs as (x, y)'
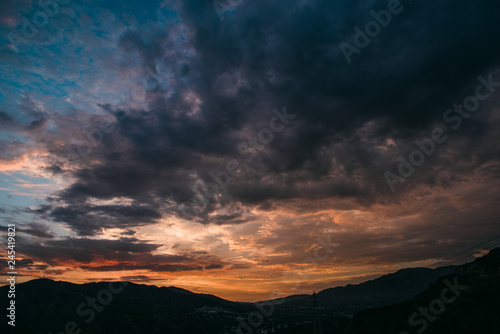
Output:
(0, 0), (500, 301)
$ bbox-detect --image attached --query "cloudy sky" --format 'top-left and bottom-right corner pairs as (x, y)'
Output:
(1, 0), (500, 302)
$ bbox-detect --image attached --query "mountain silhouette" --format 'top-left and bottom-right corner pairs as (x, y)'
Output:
(326, 248), (500, 334)
(277, 266), (457, 314)
(0, 279), (253, 333)
(1, 249), (498, 334)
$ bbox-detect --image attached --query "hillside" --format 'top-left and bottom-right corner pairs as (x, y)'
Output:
(331, 248), (500, 334)
(1, 251), (496, 334)
(279, 266), (457, 315)
(0, 279), (253, 334)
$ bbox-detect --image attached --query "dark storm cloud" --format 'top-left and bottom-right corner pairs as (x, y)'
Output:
(79, 264), (152, 271)
(16, 236), (226, 272)
(46, 202), (162, 235)
(30, 0), (500, 235)
(0, 111), (13, 124)
(181, 0), (500, 126)
(178, 0), (500, 182)
(0, 258), (32, 268)
(25, 117), (47, 131)
(153, 264), (203, 272)
(44, 164), (64, 175)
(18, 237), (161, 265)
(78, 262), (206, 272)
(20, 223), (54, 239)
(30, 264), (49, 271)
(120, 275), (156, 282)
(204, 263), (223, 270)
(206, 212), (257, 225)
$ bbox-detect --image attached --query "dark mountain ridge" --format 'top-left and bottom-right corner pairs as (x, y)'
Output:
(329, 248), (500, 334)
(278, 266), (457, 314)
(2, 249), (498, 334)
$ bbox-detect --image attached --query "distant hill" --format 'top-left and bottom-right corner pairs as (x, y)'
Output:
(278, 266), (457, 315)
(327, 248), (500, 334)
(0, 279), (253, 334)
(2, 250), (497, 334)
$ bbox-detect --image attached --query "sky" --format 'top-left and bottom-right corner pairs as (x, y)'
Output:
(0, 0), (500, 302)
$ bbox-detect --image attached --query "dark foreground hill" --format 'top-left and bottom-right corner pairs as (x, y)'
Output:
(0, 279), (254, 334)
(328, 248), (500, 334)
(278, 265), (457, 315)
(2, 249), (498, 334)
